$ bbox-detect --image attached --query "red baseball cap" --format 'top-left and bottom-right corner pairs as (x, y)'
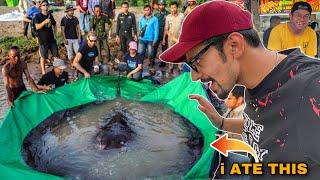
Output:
(159, 1), (253, 63)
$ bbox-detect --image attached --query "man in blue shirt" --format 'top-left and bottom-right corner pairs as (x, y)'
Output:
(138, 5), (159, 67)
(23, 0), (41, 37)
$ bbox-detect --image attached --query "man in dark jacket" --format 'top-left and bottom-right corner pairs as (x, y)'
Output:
(116, 2), (137, 53)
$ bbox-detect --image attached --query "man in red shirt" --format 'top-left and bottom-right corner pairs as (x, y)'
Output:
(76, 0), (90, 35)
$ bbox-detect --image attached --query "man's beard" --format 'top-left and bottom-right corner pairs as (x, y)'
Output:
(201, 77), (230, 100)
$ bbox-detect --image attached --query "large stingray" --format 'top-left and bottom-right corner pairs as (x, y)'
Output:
(95, 111), (134, 149)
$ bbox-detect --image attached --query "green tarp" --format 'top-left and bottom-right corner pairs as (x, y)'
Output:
(0, 73), (217, 179)
(5, 0), (18, 7)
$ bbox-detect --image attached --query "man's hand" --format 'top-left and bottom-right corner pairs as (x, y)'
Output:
(41, 85), (52, 91)
(114, 58), (120, 64)
(189, 94), (221, 126)
(84, 72), (91, 78)
(34, 89), (47, 93)
(44, 18), (50, 25)
(133, 35), (138, 42)
(127, 73), (132, 79)
(93, 65), (100, 73)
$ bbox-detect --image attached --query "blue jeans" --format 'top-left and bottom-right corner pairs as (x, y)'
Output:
(138, 40), (153, 59)
(79, 13), (90, 33)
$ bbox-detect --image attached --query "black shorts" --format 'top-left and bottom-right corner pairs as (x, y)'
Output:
(39, 42), (59, 59)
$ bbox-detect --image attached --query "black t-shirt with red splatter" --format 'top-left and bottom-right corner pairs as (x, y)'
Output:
(243, 49), (320, 178)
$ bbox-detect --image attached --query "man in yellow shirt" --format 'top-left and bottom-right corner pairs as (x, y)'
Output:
(268, 1), (317, 57)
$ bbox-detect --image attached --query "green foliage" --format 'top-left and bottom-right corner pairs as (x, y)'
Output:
(0, 36), (38, 57)
(0, 33), (64, 63)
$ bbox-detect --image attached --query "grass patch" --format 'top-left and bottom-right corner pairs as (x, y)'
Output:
(0, 33), (64, 64)
(0, 36), (38, 62)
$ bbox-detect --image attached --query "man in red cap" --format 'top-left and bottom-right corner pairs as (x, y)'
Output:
(160, 1), (320, 178)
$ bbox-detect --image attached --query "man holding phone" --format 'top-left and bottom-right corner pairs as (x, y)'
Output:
(34, 0), (59, 75)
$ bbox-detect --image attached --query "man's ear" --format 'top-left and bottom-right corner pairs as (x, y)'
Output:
(289, 13), (293, 21)
(232, 45), (236, 53)
(237, 97), (244, 106)
(227, 32), (245, 58)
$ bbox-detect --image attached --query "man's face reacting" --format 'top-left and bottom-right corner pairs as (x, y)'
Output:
(54, 67), (63, 76)
(170, 5), (177, 14)
(88, 36), (97, 47)
(153, 3), (159, 10)
(129, 48), (136, 54)
(94, 7), (101, 16)
(144, 7), (151, 16)
(290, 9), (310, 31)
(121, 4), (129, 13)
(36, 1), (41, 7)
(8, 50), (19, 65)
(188, 1), (196, 6)
(186, 41), (239, 99)
(225, 92), (243, 109)
(159, 4), (165, 11)
(67, 10), (74, 17)
(41, 3), (49, 11)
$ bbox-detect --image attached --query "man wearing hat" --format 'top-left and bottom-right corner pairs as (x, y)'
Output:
(61, 5), (81, 63)
(160, 1), (320, 178)
(268, 1), (317, 57)
(34, 0), (59, 75)
(37, 57), (69, 89)
(153, 0), (169, 67)
(124, 41), (143, 81)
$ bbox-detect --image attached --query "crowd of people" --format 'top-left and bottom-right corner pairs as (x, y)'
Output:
(4, 0), (202, 107)
(3, 0), (320, 178)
